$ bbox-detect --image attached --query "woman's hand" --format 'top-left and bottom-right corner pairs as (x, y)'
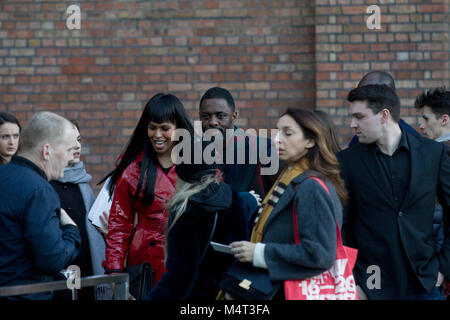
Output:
(97, 210), (110, 236)
(230, 241), (256, 263)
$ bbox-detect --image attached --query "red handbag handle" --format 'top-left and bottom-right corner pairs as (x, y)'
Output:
(292, 177), (343, 247)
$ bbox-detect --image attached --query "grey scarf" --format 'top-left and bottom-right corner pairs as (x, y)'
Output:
(59, 161), (111, 300)
(59, 161), (95, 210)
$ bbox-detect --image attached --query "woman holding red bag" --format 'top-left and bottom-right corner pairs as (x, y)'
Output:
(230, 108), (352, 299)
(102, 93), (193, 287)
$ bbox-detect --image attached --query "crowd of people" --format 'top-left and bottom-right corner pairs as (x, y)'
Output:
(0, 71), (449, 300)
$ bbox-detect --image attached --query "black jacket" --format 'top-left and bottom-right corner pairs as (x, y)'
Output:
(0, 156), (81, 300)
(222, 127), (280, 198)
(338, 131), (450, 299)
(148, 182), (256, 300)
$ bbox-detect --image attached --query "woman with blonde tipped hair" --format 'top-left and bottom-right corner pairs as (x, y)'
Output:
(147, 139), (260, 300)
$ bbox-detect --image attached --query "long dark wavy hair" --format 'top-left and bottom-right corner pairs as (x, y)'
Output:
(100, 93), (194, 206)
(283, 108), (347, 205)
(0, 112), (21, 165)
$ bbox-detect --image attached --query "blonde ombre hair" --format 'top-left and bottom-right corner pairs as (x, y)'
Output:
(167, 172), (221, 233)
(164, 172), (221, 261)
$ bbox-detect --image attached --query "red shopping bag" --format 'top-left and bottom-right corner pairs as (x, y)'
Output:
(284, 177), (359, 300)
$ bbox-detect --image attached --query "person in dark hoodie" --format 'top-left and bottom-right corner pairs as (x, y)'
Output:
(148, 139), (260, 300)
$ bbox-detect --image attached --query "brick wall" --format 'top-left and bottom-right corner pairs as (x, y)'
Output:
(315, 0), (450, 144)
(1, 0), (449, 193)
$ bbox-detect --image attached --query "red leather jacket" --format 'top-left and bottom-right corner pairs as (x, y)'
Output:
(104, 153), (176, 285)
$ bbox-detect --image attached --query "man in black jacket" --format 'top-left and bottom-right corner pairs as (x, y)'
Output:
(0, 112), (81, 300)
(338, 84), (450, 299)
(198, 86), (279, 199)
(415, 87), (450, 297)
(348, 71), (420, 146)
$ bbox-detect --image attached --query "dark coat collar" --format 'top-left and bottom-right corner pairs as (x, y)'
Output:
(10, 155), (47, 180)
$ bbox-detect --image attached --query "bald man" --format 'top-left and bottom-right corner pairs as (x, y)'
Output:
(0, 112), (81, 300)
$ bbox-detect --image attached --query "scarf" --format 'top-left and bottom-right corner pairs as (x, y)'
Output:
(250, 158), (309, 243)
(58, 161), (95, 209)
(58, 162), (111, 299)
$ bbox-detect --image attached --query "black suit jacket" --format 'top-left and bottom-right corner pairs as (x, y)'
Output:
(338, 131), (450, 299)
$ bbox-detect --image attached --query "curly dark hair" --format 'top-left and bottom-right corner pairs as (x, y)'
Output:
(414, 87), (450, 118)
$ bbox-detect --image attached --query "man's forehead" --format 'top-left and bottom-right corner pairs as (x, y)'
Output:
(422, 105), (434, 114)
(200, 98), (232, 113)
(349, 100), (370, 113)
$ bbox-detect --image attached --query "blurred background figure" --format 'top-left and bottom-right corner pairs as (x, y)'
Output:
(0, 111), (21, 165)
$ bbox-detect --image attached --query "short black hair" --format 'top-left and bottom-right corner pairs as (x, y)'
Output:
(414, 87), (450, 118)
(199, 87), (235, 112)
(347, 84), (401, 122)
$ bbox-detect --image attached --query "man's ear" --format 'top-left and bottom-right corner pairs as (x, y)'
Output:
(380, 109), (391, 124)
(231, 110), (238, 124)
(441, 114), (449, 126)
(306, 139), (315, 149)
(42, 144), (51, 161)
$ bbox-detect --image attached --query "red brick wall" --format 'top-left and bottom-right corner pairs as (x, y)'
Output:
(1, 0), (449, 193)
(315, 0), (450, 144)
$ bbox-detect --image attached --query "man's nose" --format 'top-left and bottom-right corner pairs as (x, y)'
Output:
(208, 116), (219, 127)
(350, 118), (357, 128)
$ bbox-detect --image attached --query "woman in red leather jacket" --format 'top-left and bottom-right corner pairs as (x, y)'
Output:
(101, 93), (193, 285)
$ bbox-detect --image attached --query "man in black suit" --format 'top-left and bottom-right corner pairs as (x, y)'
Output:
(338, 84), (450, 299)
(348, 71), (420, 146)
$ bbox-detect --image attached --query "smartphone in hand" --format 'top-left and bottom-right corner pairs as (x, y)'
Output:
(210, 241), (232, 254)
